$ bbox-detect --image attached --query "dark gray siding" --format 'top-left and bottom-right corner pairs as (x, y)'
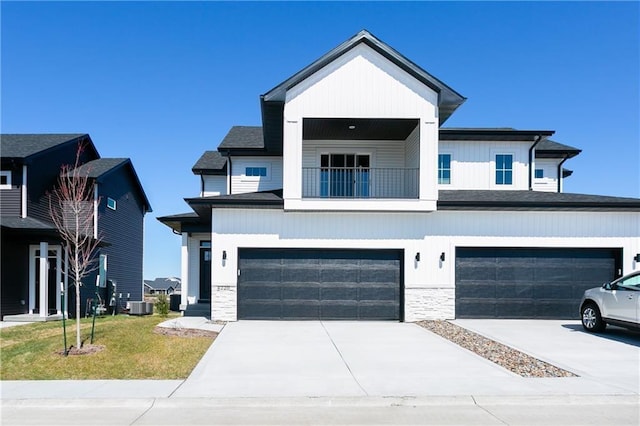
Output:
(26, 141), (96, 224)
(96, 167), (146, 303)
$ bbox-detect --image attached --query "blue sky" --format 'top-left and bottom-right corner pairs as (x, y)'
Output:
(2, 2), (638, 280)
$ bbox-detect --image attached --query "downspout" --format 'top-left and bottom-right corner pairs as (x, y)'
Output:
(557, 155), (569, 193)
(200, 175), (204, 197)
(528, 135), (542, 190)
(21, 165), (27, 218)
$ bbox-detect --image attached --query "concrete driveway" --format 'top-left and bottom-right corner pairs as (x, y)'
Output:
(173, 320), (639, 398)
(453, 319), (640, 395)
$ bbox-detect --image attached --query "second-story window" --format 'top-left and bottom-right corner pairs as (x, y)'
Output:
(245, 167), (267, 177)
(0, 171), (11, 189)
(438, 154), (451, 184)
(495, 154), (513, 185)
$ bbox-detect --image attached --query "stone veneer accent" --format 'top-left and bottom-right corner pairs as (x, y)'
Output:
(404, 288), (454, 322)
(211, 286), (237, 321)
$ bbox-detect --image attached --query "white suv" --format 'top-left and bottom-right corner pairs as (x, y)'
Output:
(580, 271), (640, 332)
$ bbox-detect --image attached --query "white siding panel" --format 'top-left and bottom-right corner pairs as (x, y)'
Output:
(202, 176), (228, 197)
(231, 156), (283, 194)
(438, 140), (531, 190)
(286, 44), (438, 119)
(533, 159), (560, 192)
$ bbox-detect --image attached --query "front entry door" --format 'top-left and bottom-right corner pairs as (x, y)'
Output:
(199, 241), (211, 301)
(30, 245), (62, 315)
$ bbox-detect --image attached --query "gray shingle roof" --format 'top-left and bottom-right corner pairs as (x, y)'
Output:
(438, 190), (640, 211)
(68, 158), (129, 178)
(192, 151), (227, 174)
(0, 216), (56, 231)
(218, 126), (264, 150)
(1, 134), (92, 159)
(536, 139), (581, 158)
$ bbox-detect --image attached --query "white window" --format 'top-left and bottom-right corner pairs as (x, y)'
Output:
(0, 171), (11, 189)
(107, 197), (117, 210)
(438, 154), (451, 184)
(241, 164), (271, 181)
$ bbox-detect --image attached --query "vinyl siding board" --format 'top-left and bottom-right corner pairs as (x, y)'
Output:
(230, 157), (283, 195)
(438, 140), (530, 190)
(203, 176), (228, 196)
(96, 167), (146, 303)
(533, 159), (560, 192)
(0, 188), (21, 216)
(26, 141), (97, 223)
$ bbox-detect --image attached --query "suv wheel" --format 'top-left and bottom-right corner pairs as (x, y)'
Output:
(581, 303), (606, 332)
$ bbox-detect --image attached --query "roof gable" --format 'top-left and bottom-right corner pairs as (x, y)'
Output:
(0, 134), (98, 162)
(262, 30), (465, 125)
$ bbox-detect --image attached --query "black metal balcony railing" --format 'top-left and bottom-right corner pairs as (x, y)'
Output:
(302, 167), (419, 199)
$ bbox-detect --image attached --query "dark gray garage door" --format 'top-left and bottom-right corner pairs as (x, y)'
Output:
(455, 247), (621, 319)
(238, 249), (402, 320)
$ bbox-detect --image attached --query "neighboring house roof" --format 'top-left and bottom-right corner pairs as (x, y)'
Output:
(438, 190), (640, 211)
(0, 134), (99, 162)
(144, 277), (181, 292)
(192, 150), (228, 175)
(0, 216), (57, 232)
(69, 158), (153, 213)
(535, 139), (581, 159)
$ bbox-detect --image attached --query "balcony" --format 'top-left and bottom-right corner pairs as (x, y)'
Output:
(302, 167), (419, 199)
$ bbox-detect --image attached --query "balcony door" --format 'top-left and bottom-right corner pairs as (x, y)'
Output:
(320, 154), (370, 198)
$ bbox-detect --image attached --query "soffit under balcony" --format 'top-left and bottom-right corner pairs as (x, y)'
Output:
(303, 118), (418, 141)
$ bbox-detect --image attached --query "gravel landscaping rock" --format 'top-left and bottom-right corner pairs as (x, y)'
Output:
(417, 320), (577, 378)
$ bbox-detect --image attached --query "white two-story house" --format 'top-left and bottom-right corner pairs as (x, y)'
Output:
(159, 30), (640, 322)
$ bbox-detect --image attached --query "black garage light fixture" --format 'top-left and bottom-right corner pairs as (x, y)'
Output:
(634, 253), (640, 263)
(440, 252), (446, 262)
(222, 250), (227, 260)
(415, 252), (420, 262)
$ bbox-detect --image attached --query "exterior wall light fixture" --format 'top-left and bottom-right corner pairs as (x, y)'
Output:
(634, 253), (640, 263)
(222, 250), (227, 260)
(415, 252), (420, 262)
(440, 252), (446, 262)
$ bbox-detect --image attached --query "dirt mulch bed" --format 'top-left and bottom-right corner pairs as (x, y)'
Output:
(154, 326), (218, 339)
(417, 320), (576, 378)
(57, 344), (105, 356)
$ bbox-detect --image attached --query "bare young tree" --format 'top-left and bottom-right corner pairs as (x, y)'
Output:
(49, 143), (102, 349)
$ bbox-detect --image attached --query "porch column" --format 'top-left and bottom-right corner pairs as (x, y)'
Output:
(180, 233), (189, 309)
(38, 242), (48, 318)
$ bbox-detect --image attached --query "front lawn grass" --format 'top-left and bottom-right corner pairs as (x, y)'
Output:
(0, 313), (215, 380)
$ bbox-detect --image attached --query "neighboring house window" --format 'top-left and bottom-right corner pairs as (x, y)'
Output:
(107, 197), (117, 210)
(0, 171), (11, 189)
(320, 154), (370, 197)
(534, 169), (544, 179)
(245, 167), (267, 177)
(495, 154), (513, 185)
(438, 154), (451, 184)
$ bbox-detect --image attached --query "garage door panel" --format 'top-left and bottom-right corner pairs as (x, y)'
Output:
(282, 286), (320, 300)
(360, 269), (397, 283)
(495, 283), (534, 299)
(456, 248), (620, 319)
(321, 269), (359, 283)
(238, 284), (282, 300)
(282, 268), (320, 283)
(321, 287), (358, 301)
(238, 249), (402, 320)
(496, 266), (535, 281)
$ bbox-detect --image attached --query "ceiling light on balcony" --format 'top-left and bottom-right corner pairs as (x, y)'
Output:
(348, 125), (356, 130)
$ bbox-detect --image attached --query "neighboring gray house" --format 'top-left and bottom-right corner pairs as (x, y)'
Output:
(159, 30), (640, 322)
(1, 134), (152, 320)
(144, 277), (181, 295)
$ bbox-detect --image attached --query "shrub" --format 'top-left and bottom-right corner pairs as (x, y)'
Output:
(155, 294), (169, 317)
